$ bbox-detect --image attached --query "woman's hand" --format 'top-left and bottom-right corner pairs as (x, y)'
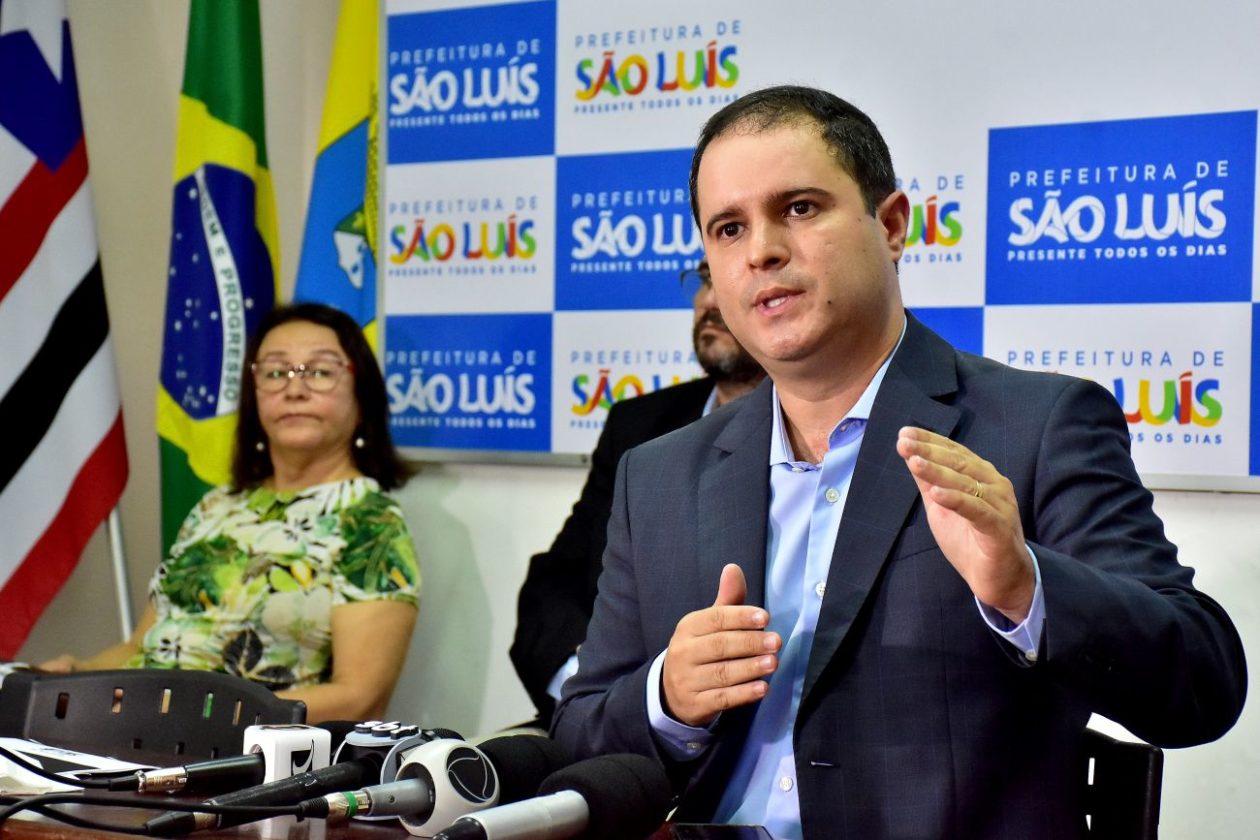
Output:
(37, 654), (79, 673)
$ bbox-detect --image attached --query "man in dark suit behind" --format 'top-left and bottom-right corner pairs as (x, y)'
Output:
(511, 261), (764, 725)
(552, 86), (1247, 839)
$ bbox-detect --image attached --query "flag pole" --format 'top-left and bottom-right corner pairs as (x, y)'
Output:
(107, 508), (133, 638)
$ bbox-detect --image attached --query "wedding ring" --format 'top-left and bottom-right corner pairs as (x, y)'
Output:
(972, 478), (985, 500)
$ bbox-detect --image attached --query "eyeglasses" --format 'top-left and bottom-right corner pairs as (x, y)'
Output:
(679, 264), (712, 301)
(679, 265), (712, 288)
(251, 358), (354, 393)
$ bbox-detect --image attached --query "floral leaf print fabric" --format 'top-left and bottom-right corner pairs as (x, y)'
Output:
(130, 478), (419, 688)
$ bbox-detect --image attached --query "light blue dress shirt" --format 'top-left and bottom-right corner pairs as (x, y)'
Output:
(644, 325), (1045, 839)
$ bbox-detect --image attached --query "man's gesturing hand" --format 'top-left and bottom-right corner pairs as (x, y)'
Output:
(661, 563), (780, 727)
(896, 426), (1034, 623)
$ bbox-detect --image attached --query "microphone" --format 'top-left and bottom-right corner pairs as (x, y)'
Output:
(431, 753), (672, 840)
(333, 720), (462, 817)
(298, 777), (437, 820)
(476, 733), (572, 805)
(96, 721), (356, 794)
(144, 759), (369, 836)
(298, 734), (571, 836)
(143, 730), (473, 836)
(143, 720), (462, 833)
(106, 753), (265, 794)
(395, 734), (572, 837)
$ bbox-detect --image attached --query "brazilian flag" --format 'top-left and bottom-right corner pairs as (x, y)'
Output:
(294, 0), (378, 348)
(157, 0), (278, 553)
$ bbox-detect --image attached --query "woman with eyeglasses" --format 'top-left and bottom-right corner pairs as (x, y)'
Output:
(40, 303), (420, 724)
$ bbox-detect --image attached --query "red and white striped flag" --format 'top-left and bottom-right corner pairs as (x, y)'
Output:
(0, 0), (128, 658)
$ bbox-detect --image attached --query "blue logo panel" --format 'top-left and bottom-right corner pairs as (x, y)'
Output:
(555, 148), (701, 310)
(386, 1), (556, 163)
(1253, 303), (1260, 477)
(987, 111), (1256, 305)
(911, 307), (984, 357)
(385, 313), (551, 451)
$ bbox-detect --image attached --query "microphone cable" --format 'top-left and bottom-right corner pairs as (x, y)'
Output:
(0, 743), (124, 790)
(0, 790), (308, 835)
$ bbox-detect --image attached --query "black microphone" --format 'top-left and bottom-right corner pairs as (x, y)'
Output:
(299, 734), (571, 834)
(297, 777), (437, 820)
(476, 734), (572, 805)
(143, 721), (461, 834)
(144, 757), (371, 835)
(96, 720), (359, 794)
(105, 753), (265, 794)
(431, 753), (673, 840)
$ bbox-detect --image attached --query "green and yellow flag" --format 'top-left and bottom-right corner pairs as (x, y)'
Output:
(294, 0), (378, 347)
(157, 0), (278, 553)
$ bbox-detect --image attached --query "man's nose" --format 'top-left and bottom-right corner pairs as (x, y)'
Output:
(747, 220), (789, 269)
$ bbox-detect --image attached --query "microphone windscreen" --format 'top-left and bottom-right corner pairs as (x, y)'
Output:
(538, 754), (672, 840)
(475, 735), (573, 804)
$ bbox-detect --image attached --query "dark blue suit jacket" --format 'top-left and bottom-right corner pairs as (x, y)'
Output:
(553, 314), (1246, 839)
(512, 376), (715, 723)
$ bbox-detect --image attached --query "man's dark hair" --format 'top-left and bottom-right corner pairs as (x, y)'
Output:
(231, 302), (411, 490)
(689, 85), (897, 225)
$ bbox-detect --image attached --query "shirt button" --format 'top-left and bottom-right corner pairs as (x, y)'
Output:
(815, 581), (826, 598)
(1024, 650), (1038, 663)
(824, 487), (840, 504)
(779, 776), (794, 792)
(791, 466), (804, 473)
(686, 742), (702, 752)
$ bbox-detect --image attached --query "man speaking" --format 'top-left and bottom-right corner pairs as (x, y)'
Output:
(551, 85), (1247, 839)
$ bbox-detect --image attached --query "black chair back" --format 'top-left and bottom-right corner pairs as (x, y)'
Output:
(0, 669), (305, 760)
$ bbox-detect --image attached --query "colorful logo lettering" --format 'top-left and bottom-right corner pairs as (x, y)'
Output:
(389, 215), (537, 263)
(906, 195), (963, 247)
(575, 42), (738, 100)
(1110, 371), (1222, 426)
(570, 368), (685, 415)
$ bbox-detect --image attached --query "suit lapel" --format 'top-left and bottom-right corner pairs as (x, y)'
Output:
(683, 383), (773, 812)
(801, 316), (962, 702)
(698, 379), (773, 609)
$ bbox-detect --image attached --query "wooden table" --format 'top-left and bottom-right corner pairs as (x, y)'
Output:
(0, 801), (407, 840)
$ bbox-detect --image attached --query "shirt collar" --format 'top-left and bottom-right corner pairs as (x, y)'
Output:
(769, 316), (908, 466)
(701, 382), (719, 417)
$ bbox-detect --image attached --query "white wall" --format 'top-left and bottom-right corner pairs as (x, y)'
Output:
(14, 2), (1258, 836)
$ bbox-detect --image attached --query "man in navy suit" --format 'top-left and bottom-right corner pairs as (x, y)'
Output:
(512, 261), (764, 725)
(552, 86), (1246, 839)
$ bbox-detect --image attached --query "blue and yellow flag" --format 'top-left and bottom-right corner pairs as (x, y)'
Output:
(157, 0), (278, 553)
(294, 0), (378, 347)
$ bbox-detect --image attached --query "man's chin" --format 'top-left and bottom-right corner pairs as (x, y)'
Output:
(698, 350), (764, 385)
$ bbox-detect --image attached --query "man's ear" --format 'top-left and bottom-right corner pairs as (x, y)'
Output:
(877, 190), (911, 262)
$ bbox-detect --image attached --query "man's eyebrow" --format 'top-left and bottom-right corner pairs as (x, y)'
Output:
(703, 206), (741, 234)
(775, 186), (831, 204)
